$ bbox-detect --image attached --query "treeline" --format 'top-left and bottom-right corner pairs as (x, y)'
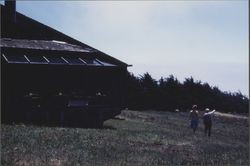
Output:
(126, 72), (249, 113)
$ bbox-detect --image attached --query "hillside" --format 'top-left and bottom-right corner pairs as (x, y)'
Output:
(1, 110), (249, 165)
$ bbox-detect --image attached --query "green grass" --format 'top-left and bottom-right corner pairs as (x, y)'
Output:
(1, 110), (249, 166)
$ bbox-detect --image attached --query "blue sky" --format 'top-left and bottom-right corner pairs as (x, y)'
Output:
(2, 1), (248, 96)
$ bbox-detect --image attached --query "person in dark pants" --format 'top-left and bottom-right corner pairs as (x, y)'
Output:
(203, 108), (216, 137)
(189, 105), (199, 133)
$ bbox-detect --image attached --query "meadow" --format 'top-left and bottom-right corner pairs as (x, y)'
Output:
(1, 110), (249, 166)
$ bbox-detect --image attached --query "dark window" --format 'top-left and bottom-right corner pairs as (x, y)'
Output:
(96, 59), (117, 67)
(82, 58), (102, 66)
(63, 57), (85, 65)
(2, 53), (29, 64)
(26, 55), (48, 64)
(46, 56), (67, 64)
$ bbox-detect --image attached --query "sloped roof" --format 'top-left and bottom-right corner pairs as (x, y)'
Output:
(0, 38), (94, 53)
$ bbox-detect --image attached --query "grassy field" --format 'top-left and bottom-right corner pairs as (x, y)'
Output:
(1, 110), (249, 166)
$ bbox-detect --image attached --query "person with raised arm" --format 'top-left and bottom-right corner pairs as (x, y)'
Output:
(203, 108), (216, 137)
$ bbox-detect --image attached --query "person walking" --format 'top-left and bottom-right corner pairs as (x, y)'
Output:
(189, 105), (199, 133)
(203, 108), (216, 137)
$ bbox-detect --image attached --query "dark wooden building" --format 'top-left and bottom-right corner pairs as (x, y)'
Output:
(1, 1), (129, 127)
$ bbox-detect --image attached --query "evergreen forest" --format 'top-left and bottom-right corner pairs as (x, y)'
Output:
(126, 72), (249, 113)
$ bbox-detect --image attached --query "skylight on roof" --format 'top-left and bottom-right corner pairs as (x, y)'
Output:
(46, 56), (67, 64)
(83, 59), (102, 66)
(95, 59), (117, 67)
(2, 53), (29, 64)
(26, 55), (48, 64)
(64, 57), (86, 65)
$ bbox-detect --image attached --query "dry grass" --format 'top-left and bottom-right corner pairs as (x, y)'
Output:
(1, 110), (249, 166)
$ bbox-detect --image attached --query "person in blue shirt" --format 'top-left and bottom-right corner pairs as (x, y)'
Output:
(203, 108), (216, 137)
(189, 105), (199, 133)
